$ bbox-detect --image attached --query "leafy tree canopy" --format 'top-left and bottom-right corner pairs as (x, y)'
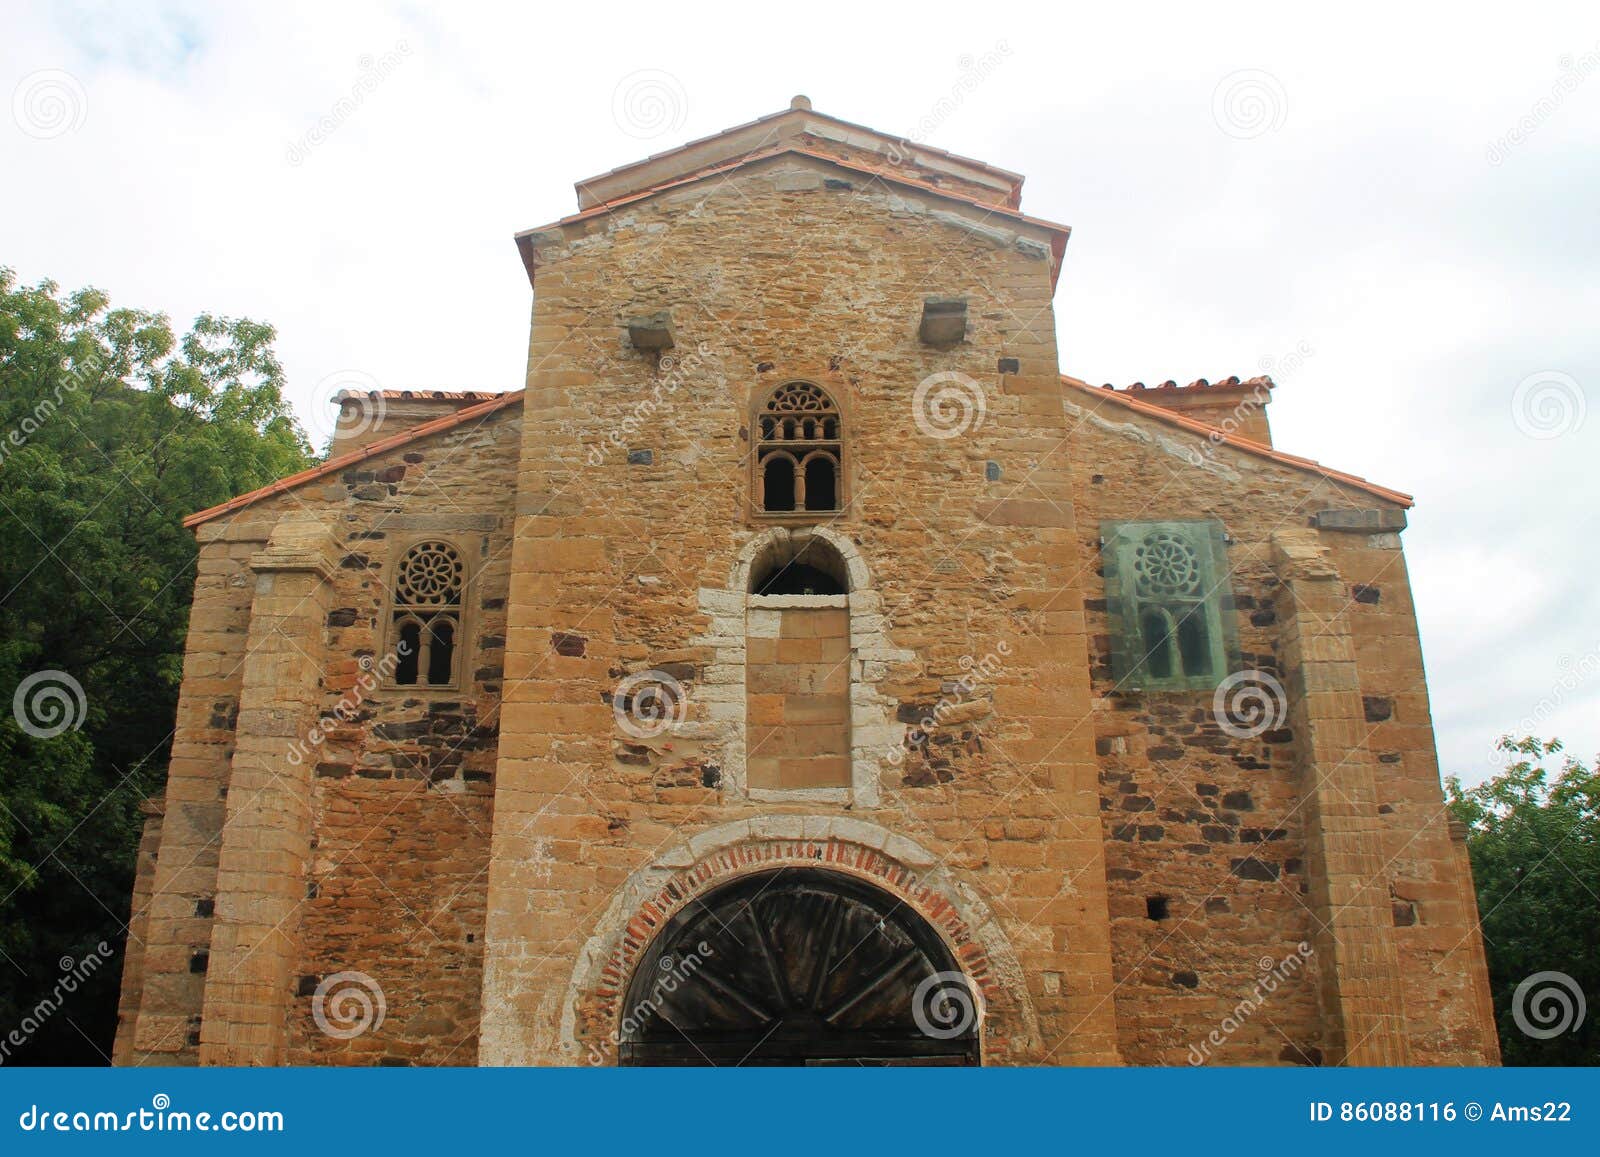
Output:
(0, 268), (311, 1061)
(1447, 736), (1599, 1066)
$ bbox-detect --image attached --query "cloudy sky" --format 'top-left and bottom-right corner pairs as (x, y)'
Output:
(4, 0), (1595, 784)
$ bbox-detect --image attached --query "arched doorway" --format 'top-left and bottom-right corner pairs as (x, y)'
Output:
(618, 868), (981, 1066)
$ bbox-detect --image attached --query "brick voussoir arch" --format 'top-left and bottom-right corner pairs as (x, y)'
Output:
(562, 818), (1041, 1063)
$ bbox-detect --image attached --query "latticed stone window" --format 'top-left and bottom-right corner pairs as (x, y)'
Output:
(755, 381), (842, 514)
(388, 540), (464, 688)
(1101, 520), (1238, 690)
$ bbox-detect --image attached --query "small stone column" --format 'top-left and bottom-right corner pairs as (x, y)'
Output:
(1271, 530), (1411, 1065)
(198, 516), (339, 1065)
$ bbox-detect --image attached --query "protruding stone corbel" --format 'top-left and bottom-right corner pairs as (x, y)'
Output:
(626, 312), (675, 352)
(919, 297), (967, 346)
(248, 515), (340, 582)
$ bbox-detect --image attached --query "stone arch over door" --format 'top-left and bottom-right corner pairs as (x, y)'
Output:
(691, 527), (908, 805)
(560, 818), (1043, 1065)
(618, 867), (979, 1065)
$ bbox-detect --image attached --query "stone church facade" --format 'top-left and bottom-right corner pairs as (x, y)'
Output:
(112, 100), (1500, 1067)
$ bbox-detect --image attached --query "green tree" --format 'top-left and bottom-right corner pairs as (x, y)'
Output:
(1447, 737), (1600, 1066)
(0, 268), (311, 1062)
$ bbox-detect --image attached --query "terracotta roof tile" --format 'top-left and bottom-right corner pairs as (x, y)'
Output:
(1063, 375), (1412, 508)
(516, 145), (1070, 289)
(184, 389), (524, 528)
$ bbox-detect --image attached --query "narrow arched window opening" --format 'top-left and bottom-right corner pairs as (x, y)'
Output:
(763, 455), (797, 512)
(803, 454), (837, 513)
(750, 535), (849, 596)
(756, 381), (843, 515)
(389, 540), (465, 688)
(1141, 609), (1175, 680)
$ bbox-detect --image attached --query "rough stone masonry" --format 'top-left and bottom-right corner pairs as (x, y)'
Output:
(112, 98), (1499, 1067)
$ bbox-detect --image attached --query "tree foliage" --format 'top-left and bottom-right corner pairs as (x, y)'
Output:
(1447, 737), (1600, 1066)
(0, 268), (311, 1062)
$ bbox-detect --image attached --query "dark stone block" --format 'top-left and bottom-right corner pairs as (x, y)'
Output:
(1352, 584), (1381, 605)
(296, 975), (319, 997)
(552, 632), (586, 657)
(1222, 790), (1254, 811)
(195, 898), (214, 918)
(1137, 825), (1165, 841)
(189, 952), (209, 974)
(1392, 901), (1417, 927)
(1204, 897), (1229, 914)
(1363, 696), (1393, 722)
(1148, 744), (1185, 761)
(627, 449), (654, 465)
(1230, 857), (1279, 881)
(1111, 824), (1137, 842)
(1196, 782), (1219, 796)
(1200, 825), (1234, 843)
(340, 553), (373, 569)
(1250, 609), (1277, 626)
(997, 357), (1020, 374)
(315, 763), (352, 779)
(1172, 970), (1199, 989)
(1120, 795), (1153, 811)
(326, 608), (360, 628)
(1106, 867), (1143, 881)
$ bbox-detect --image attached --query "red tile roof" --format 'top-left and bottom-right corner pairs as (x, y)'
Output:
(183, 389), (524, 528)
(515, 145), (1071, 289)
(338, 389), (504, 402)
(1062, 374), (1413, 508)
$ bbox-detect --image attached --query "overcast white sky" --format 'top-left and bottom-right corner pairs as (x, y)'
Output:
(4, 0), (1595, 785)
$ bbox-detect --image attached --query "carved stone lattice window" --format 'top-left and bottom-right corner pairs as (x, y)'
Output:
(389, 540), (464, 687)
(756, 382), (842, 514)
(1101, 520), (1237, 691)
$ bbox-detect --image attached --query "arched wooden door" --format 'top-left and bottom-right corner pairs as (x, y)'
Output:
(618, 868), (981, 1066)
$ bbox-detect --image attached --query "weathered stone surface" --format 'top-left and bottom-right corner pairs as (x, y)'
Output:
(113, 102), (1496, 1072)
